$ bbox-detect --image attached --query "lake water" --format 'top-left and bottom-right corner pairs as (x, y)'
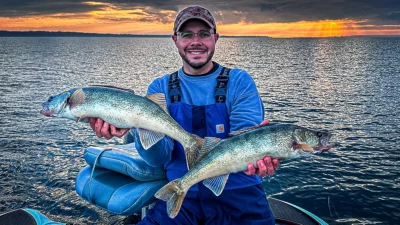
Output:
(0, 36), (399, 224)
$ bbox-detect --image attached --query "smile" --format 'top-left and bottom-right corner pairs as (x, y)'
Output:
(188, 51), (205, 54)
(186, 49), (207, 55)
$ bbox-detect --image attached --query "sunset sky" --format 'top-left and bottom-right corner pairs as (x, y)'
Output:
(1, 0), (399, 38)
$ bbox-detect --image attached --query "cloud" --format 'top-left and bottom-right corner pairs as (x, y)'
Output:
(209, 0), (400, 24)
(0, 0), (399, 26)
(0, 0), (105, 17)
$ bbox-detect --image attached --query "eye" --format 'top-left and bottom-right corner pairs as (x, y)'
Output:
(199, 31), (211, 38)
(317, 132), (323, 137)
(180, 32), (194, 39)
(47, 96), (54, 102)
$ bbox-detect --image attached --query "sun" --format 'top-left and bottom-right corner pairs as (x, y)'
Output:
(216, 19), (365, 37)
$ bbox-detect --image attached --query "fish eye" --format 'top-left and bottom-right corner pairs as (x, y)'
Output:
(48, 96), (54, 102)
(317, 132), (323, 137)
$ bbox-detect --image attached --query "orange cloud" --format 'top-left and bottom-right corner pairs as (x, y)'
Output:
(218, 19), (400, 37)
(1, 4), (399, 37)
(0, 2), (175, 34)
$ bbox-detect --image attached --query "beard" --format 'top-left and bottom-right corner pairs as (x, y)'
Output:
(180, 49), (215, 70)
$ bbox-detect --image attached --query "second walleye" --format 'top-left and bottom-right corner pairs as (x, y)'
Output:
(155, 123), (333, 218)
(40, 86), (203, 163)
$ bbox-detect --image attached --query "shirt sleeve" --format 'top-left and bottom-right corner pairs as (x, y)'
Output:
(228, 70), (265, 132)
(134, 77), (174, 167)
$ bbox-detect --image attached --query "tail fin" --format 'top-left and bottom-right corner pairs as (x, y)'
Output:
(184, 134), (205, 169)
(154, 179), (188, 219)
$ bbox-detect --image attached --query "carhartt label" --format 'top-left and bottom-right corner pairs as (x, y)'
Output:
(216, 124), (224, 133)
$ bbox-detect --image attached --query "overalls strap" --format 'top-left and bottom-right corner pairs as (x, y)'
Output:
(168, 71), (181, 103)
(168, 67), (231, 103)
(215, 67), (231, 103)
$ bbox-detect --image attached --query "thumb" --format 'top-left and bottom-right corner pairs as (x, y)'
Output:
(260, 120), (270, 125)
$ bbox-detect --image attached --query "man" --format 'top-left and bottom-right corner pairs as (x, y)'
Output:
(89, 6), (278, 224)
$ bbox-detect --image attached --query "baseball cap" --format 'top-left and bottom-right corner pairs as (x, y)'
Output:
(173, 6), (216, 33)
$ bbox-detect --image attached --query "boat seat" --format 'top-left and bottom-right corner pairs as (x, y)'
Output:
(75, 144), (167, 215)
(0, 208), (67, 225)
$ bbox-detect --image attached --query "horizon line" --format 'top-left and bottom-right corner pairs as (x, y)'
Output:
(1, 30), (400, 38)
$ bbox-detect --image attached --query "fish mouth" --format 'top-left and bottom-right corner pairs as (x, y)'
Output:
(312, 144), (333, 153)
(40, 109), (54, 117)
(313, 135), (333, 153)
(40, 102), (56, 117)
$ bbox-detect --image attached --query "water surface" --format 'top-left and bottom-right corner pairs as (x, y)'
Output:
(0, 36), (399, 224)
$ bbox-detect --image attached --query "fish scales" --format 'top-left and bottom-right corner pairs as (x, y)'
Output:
(155, 124), (332, 218)
(41, 86), (203, 166)
(180, 125), (296, 188)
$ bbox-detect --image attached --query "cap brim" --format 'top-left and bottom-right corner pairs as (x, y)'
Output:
(175, 17), (214, 33)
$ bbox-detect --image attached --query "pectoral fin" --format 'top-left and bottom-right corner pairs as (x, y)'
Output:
(68, 89), (85, 109)
(76, 114), (89, 123)
(294, 143), (313, 151)
(137, 128), (165, 150)
(203, 174), (230, 196)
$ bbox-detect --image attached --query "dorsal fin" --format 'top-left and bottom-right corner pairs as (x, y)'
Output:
(146, 93), (169, 114)
(68, 89), (85, 109)
(228, 123), (274, 137)
(89, 85), (135, 94)
(187, 137), (221, 169)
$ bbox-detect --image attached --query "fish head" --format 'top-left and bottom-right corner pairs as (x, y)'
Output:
(292, 127), (333, 155)
(40, 89), (75, 118)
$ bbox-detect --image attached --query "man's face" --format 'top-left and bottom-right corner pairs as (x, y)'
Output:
(172, 20), (219, 70)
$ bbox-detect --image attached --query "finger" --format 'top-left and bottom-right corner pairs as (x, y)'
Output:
(89, 118), (96, 131)
(94, 118), (104, 138)
(116, 128), (129, 137)
(272, 158), (279, 171)
(110, 125), (118, 137)
(264, 156), (275, 176)
(110, 126), (129, 138)
(101, 122), (112, 140)
(260, 120), (270, 125)
(256, 159), (267, 177)
(244, 163), (256, 175)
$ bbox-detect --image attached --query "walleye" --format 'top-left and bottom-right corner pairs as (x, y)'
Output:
(155, 123), (332, 218)
(40, 86), (203, 164)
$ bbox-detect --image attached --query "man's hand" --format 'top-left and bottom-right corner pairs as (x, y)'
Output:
(243, 119), (280, 177)
(89, 118), (129, 140)
(244, 156), (279, 177)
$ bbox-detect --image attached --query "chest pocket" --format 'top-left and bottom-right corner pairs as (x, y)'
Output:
(167, 67), (231, 138)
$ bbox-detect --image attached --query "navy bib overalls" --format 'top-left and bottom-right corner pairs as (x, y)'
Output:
(138, 67), (275, 225)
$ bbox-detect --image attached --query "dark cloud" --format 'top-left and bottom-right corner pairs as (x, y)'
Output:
(0, 0), (399, 25)
(0, 0), (104, 17)
(387, 11), (400, 20)
(212, 0), (400, 24)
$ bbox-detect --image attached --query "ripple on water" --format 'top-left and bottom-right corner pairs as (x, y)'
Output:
(1, 37), (399, 224)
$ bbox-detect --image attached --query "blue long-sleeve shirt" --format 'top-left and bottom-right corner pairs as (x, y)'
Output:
(134, 63), (265, 188)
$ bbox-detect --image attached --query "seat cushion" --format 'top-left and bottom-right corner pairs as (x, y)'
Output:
(76, 166), (167, 215)
(84, 144), (166, 182)
(0, 208), (65, 225)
